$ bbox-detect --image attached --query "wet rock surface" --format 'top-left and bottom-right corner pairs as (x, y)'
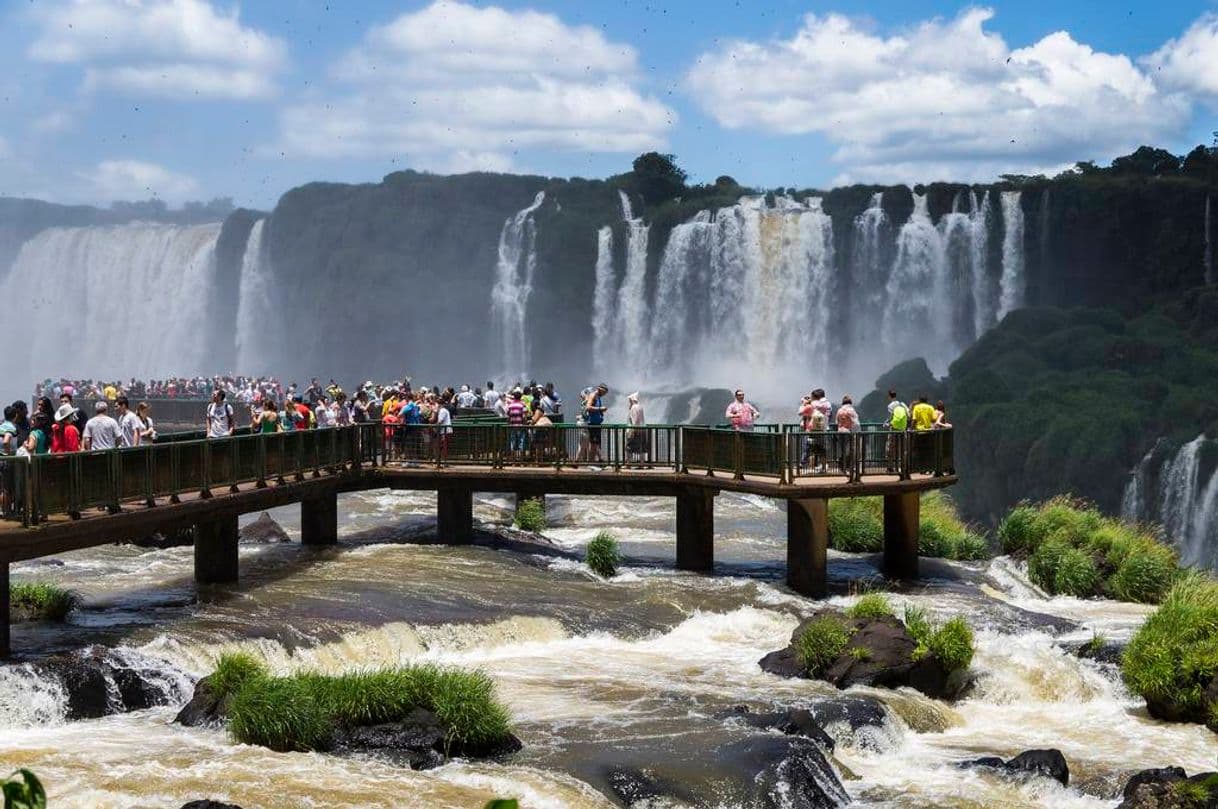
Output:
(960, 748), (1070, 786)
(239, 512), (291, 544)
(31, 647), (178, 720)
(721, 735), (850, 809)
(128, 527), (195, 549)
(1117, 766), (1218, 809)
(180, 802), (243, 809)
(603, 766), (697, 807)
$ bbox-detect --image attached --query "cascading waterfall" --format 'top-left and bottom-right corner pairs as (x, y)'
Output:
(849, 193), (891, 355)
(613, 191), (652, 376)
(591, 226), (616, 378)
(969, 191), (993, 336)
(998, 191), (1025, 319)
(234, 219), (272, 371)
(0, 222), (221, 383)
(490, 191), (546, 377)
(1123, 435), (1218, 569)
(648, 211), (711, 378)
(883, 193), (951, 364)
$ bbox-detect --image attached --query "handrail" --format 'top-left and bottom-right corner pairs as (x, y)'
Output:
(0, 423), (954, 527)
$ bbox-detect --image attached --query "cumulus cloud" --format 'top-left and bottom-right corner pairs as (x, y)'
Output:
(27, 0), (287, 100)
(276, 0), (674, 168)
(1143, 14), (1218, 99)
(81, 159), (199, 202)
(685, 8), (1198, 183)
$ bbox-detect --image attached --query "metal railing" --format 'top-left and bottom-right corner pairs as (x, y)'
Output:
(0, 423), (954, 526)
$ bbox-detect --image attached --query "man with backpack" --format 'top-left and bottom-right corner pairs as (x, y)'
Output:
(885, 389), (909, 472)
(205, 390), (235, 438)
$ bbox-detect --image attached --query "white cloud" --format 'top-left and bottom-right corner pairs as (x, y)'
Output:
(276, 1), (673, 168)
(685, 8), (1199, 183)
(1143, 14), (1218, 99)
(31, 110), (74, 135)
(81, 159), (199, 202)
(28, 0), (286, 100)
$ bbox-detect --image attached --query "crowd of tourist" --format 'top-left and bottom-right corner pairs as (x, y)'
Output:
(33, 376), (286, 402)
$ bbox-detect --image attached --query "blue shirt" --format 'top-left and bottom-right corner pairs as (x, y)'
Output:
(587, 395), (604, 425)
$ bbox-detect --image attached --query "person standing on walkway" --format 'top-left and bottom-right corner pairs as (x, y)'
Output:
(835, 395), (859, 475)
(206, 390), (235, 438)
(51, 405), (81, 453)
(137, 402), (157, 443)
(254, 398), (280, 433)
(116, 396), (142, 448)
(584, 384), (608, 465)
(82, 401), (121, 451)
(626, 392), (647, 467)
(726, 389), (760, 431)
(885, 389), (909, 472)
(912, 395), (936, 432)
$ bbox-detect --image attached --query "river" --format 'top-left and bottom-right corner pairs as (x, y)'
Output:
(1, 490), (1213, 808)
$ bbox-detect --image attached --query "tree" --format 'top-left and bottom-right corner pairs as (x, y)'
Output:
(1109, 146), (1181, 176)
(630, 152), (688, 205)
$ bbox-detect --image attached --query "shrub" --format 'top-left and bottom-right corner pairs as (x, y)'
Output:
(925, 617), (975, 674)
(2, 769), (45, 809)
(210, 652), (268, 699)
(795, 616), (852, 677)
(10, 582), (78, 622)
(514, 498), (546, 532)
(846, 593), (893, 620)
(998, 504), (1039, 555)
(1027, 535), (1072, 592)
(1122, 573), (1218, 725)
(586, 531), (621, 578)
(1109, 540), (1179, 604)
(951, 532), (991, 561)
(222, 661), (513, 753)
(1054, 548), (1100, 597)
(827, 498), (882, 553)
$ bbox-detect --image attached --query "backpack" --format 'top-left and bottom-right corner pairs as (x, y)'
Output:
(810, 410), (827, 430)
(890, 405), (909, 431)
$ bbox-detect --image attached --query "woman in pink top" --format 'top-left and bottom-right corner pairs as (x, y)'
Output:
(725, 389), (760, 431)
(835, 395), (859, 432)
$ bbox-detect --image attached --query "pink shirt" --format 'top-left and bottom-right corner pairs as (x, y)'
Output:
(836, 404), (859, 433)
(726, 401), (758, 430)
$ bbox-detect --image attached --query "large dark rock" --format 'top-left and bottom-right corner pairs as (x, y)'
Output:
(960, 748), (1070, 787)
(760, 612), (962, 700)
(174, 676), (232, 728)
(721, 706), (835, 752)
(239, 513), (290, 544)
(1122, 767), (1187, 799)
(31, 647), (177, 720)
(127, 527), (194, 549)
(180, 802), (243, 809)
(332, 707), (447, 770)
(1117, 767), (1218, 809)
(743, 736), (851, 809)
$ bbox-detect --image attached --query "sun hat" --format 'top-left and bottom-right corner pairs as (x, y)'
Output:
(54, 404), (78, 422)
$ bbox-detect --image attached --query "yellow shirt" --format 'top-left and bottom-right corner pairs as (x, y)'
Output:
(912, 402), (936, 431)
(381, 397), (398, 418)
(103, 385), (117, 400)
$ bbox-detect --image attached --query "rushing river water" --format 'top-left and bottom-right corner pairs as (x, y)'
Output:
(2, 491), (1215, 808)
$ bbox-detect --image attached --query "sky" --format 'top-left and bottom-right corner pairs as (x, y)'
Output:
(0, 0), (1216, 209)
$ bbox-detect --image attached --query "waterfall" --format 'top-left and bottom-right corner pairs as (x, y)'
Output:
(848, 192), (890, 356)
(883, 193), (951, 364)
(591, 226), (616, 377)
(998, 191), (1025, 319)
(0, 222), (222, 383)
(613, 190), (651, 375)
(1120, 443), (1158, 524)
(490, 191), (545, 376)
(970, 191), (993, 336)
(234, 220), (272, 371)
(648, 211), (711, 378)
(1205, 195), (1213, 286)
(1125, 435), (1218, 569)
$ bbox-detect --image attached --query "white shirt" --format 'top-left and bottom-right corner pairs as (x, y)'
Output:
(206, 402), (233, 438)
(456, 391), (476, 408)
(436, 406), (452, 434)
(483, 389), (501, 409)
(118, 411), (142, 447)
(83, 415), (121, 449)
(315, 404), (335, 428)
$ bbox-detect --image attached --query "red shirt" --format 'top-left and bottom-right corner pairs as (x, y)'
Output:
(294, 403), (312, 429)
(51, 423), (80, 453)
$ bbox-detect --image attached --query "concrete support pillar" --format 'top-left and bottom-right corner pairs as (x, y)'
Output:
(301, 493), (338, 546)
(194, 515), (239, 584)
(676, 488), (715, 572)
(437, 487), (474, 544)
(0, 562), (9, 660)
(787, 498), (829, 598)
(883, 491), (920, 580)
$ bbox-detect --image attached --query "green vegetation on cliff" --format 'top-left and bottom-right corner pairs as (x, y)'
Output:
(1122, 573), (1218, 734)
(208, 653), (513, 754)
(827, 493), (988, 560)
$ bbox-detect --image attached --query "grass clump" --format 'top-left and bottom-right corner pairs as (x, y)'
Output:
(827, 498), (882, 553)
(846, 592), (893, 620)
(10, 582), (78, 622)
(224, 662), (513, 754)
(828, 493), (989, 561)
(586, 531), (621, 578)
(904, 606), (974, 674)
(795, 615), (852, 677)
(1122, 573), (1218, 728)
(513, 498), (546, 532)
(1008, 498), (1182, 603)
(209, 651), (268, 699)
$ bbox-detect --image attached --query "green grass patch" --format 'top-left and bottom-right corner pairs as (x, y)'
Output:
(846, 592), (893, 620)
(10, 582), (78, 622)
(1122, 573), (1218, 726)
(586, 531), (621, 578)
(1010, 498), (1182, 603)
(903, 606), (932, 647)
(904, 606), (974, 674)
(795, 616), (852, 677)
(828, 493), (989, 561)
(513, 498), (546, 532)
(210, 652), (268, 699)
(224, 663), (513, 754)
(1081, 632), (1107, 657)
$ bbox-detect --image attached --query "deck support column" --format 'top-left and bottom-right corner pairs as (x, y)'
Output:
(437, 486), (474, 544)
(0, 562), (9, 659)
(194, 515), (239, 584)
(676, 487), (715, 572)
(882, 492), (920, 580)
(787, 498), (829, 598)
(301, 493), (338, 546)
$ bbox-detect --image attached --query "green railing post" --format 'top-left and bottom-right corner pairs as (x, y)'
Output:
(230, 440), (241, 493)
(110, 450), (122, 513)
(169, 444), (181, 503)
(144, 447), (156, 507)
(256, 434), (268, 488)
(200, 439), (212, 498)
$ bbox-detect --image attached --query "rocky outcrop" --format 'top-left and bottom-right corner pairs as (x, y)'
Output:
(31, 647), (181, 719)
(960, 748), (1070, 787)
(602, 766), (697, 807)
(128, 527), (195, 549)
(718, 735), (850, 809)
(173, 676), (232, 728)
(1117, 766), (1218, 809)
(180, 802), (243, 809)
(760, 613), (967, 700)
(239, 513), (290, 544)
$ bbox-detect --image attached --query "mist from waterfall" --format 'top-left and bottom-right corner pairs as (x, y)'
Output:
(490, 191), (545, 377)
(0, 222), (222, 388)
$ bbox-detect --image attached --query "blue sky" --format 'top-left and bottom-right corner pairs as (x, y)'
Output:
(0, 0), (1215, 209)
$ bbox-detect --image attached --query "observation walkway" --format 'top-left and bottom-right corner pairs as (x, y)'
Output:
(0, 422), (956, 657)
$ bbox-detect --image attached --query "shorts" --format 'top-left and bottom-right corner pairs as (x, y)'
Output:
(587, 426), (602, 446)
